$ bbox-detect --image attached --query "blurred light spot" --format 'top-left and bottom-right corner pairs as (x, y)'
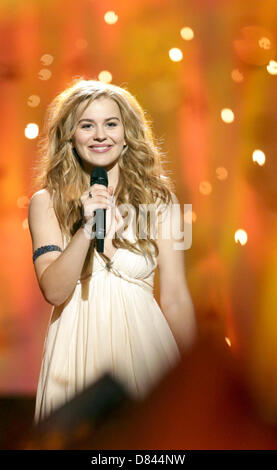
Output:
(40, 54), (54, 66)
(225, 337), (231, 347)
(258, 37), (271, 50)
(98, 70), (112, 83)
(169, 48), (183, 62)
(267, 60), (277, 75)
(235, 229), (248, 246)
(27, 95), (40, 107)
(252, 149), (266, 166)
(216, 166), (228, 181)
(25, 123), (39, 139)
(191, 211), (197, 222)
(38, 69), (52, 80)
(17, 196), (29, 209)
(22, 218), (29, 230)
(75, 38), (88, 50)
(221, 108), (235, 123)
(104, 11), (118, 24)
(199, 181), (212, 195)
(180, 27), (194, 41)
(231, 69), (244, 83)
(234, 26), (275, 66)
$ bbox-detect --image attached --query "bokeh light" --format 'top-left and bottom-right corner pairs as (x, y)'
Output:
(235, 229), (248, 246)
(38, 69), (52, 80)
(216, 167), (228, 181)
(27, 95), (40, 107)
(234, 25), (276, 65)
(169, 48), (183, 62)
(40, 54), (54, 66)
(258, 37), (271, 50)
(252, 149), (266, 166)
(267, 60), (277, 75)
(199, 181), (212, 195)
(98, 70), (113, 83)
(225, 337), (232, 347)
(25, 123), (39, 139)
(104, 11), (118, 24)
(231, 69), (244, 83)
(221, 108), (235, 123)
(180, 27), (194, 41)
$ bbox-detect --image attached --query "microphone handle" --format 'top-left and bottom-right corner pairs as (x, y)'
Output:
(90, 167), (108, 254)
(94, 208), (106, 253)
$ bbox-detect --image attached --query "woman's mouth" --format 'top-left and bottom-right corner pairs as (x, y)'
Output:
(88, 145), (112, 153)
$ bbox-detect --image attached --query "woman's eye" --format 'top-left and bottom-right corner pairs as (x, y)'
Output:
(81, 122), (117, 129)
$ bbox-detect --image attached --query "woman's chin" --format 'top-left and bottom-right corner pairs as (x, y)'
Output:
(82, 157), (120, 172)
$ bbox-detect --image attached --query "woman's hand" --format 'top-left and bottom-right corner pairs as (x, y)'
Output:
(80, 184), (124, 241)
(80, 184), (113, 239)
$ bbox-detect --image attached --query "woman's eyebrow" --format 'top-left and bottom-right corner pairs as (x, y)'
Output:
(78, 117), (120, 123)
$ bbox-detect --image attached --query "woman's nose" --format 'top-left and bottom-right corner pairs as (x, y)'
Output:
(93, 126), (107, 140)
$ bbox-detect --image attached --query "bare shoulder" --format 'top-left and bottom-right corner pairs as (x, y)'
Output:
(28, 188), (63, 248)
(29, 188), (54, 209)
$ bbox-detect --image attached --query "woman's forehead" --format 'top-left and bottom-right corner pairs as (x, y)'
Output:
(78, 96), (121, 116)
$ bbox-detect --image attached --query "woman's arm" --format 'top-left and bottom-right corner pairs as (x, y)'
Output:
(28, 190), (91, 306)
(156, 193), (197, 353)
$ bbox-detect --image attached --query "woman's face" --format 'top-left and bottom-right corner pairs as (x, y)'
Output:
(72, 96), (126, 173)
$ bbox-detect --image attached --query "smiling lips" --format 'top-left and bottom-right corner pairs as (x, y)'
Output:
(88, 145), (112, 153)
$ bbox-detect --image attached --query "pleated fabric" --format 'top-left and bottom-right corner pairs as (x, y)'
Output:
(34, 231), (181, 424)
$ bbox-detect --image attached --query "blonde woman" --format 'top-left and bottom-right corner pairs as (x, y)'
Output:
(28, 79), (197, 424)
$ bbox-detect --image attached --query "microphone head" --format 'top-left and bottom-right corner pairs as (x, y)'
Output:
(90, 167), (108, 187)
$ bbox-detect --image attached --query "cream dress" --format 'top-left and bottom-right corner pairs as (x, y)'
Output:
(34, 222), (181, 424)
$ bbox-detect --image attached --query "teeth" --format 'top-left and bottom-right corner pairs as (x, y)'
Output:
(91, 146), (110, 149)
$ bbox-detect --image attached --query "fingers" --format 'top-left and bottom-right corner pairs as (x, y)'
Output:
(81, 185), (114, 226)
(81, 184), (112, 204)
(86, 185), (109, 198)
(81, 184), (122, 233)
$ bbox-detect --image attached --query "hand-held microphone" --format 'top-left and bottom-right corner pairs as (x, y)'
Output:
(90, 167), (108, 253)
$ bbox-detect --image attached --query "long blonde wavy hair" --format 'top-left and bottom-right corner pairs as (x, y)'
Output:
(31, 78), (174, 276)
